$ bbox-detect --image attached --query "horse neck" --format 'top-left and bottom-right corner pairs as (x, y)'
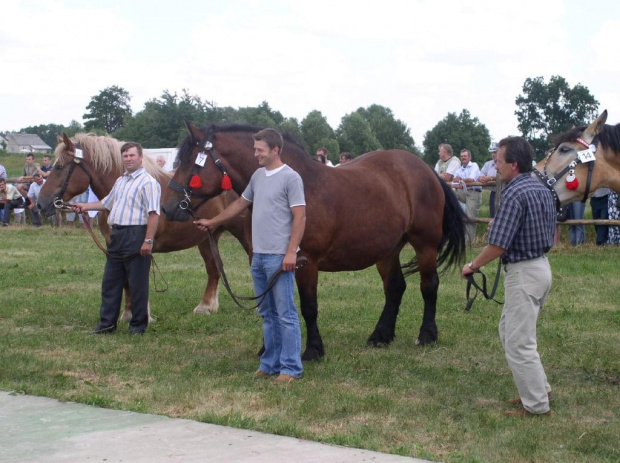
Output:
(89, 163), (125, 200)
(216, 131), (317, 192)
(599, 147), (620, 192)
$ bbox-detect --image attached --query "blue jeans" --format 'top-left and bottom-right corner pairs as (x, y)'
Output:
(567, 202), (585, 246)
(251, 253), (303, 378)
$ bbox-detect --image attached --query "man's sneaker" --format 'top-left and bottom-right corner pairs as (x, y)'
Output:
(508, 392), (554, 405)
(273, 374), (300, 385)
(253, 369), (273, 379)
(505, 407), (552, 417)
(93, 324), (116, 334)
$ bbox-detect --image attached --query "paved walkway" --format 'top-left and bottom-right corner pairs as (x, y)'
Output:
(0, 391), (433, 462)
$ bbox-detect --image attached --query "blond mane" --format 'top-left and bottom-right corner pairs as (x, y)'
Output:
(54, 133), (168, 181)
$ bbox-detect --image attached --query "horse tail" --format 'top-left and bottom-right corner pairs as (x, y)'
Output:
(402, 174), (467, 276)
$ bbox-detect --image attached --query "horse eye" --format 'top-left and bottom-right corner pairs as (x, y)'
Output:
(559, 145), (572, 154)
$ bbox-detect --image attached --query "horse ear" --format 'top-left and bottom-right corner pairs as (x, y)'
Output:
(582, 110), (608, 143)
(62, 133), (75, 151)
(184, 120), (203, 145)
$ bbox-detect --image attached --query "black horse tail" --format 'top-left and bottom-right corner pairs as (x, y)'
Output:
(402, 174), (468, 277)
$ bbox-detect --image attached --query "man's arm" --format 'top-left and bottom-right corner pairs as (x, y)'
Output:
(194, 196), (251, 232)
(461, 244), (505, 278)
(71, 201), (106, 213)
(283, 205), (306, 271)
(140, 211), (159, 256)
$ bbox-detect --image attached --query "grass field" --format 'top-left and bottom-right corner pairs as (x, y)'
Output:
(0, 222), (618, 462)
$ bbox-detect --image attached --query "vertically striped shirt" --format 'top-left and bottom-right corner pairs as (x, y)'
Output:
(102, 168), (161, 226)
(488, 173), (555, 264)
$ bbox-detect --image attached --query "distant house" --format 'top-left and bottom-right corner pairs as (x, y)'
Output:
(0, 134), (7, 150)
(5, 133), (52, 153)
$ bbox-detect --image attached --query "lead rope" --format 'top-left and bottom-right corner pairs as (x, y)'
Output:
(54, 199), (168, 292)
(185, 206), (307, 310)
(465, 260), (503, 312)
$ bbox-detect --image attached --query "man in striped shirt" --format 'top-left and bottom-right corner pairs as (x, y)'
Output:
(72, 142), (161, 335)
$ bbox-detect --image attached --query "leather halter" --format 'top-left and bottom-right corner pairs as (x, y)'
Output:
(532, 136), (597, 217)
(167, 138), (230, 212)
(54, 141), (94, 209)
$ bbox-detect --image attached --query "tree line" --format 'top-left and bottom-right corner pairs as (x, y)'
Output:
(9, 76), (599, 166)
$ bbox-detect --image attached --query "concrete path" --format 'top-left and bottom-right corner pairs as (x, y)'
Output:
(0, 391), (433, 462)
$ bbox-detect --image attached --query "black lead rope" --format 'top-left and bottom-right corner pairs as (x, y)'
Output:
(465, 260), (504, 312)
(186, 207), (307, 310)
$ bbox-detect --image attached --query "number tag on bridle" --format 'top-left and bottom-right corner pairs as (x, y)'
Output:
(75, 148), (84, 159)
(195, 152), (208, 167)
(577, 148), (595, 163)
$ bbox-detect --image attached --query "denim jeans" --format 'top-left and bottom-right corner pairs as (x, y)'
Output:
(567, 202), (585, 246)
(251, 253), (303, 378)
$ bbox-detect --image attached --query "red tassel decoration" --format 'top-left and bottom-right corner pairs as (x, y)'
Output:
(221, 174), (232, 190)
(565, 173), (579, 190)
(189, 174), (202, 189)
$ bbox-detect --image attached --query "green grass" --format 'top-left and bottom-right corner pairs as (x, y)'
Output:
(0, 224), (619, 462)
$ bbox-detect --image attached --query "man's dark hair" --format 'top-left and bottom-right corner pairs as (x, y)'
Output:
(340, 152), (352, 160)
(43, 154), (52, 160)
(499, 136), (534, 173)
(120, 142), (143, 156)
(253, 128), (283, 153)
(26, 153), (34, 159)
(33, 173), (41, 178)
(317, 147), (328, 155)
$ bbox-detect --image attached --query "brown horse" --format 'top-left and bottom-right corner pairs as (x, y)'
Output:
(37, 133), (252, 319)
(161, 123), (466, 361)
(534, 110), (620, 205)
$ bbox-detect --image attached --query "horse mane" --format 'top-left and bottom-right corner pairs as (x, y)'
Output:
(177, 123), (308, 164)
(55, 133), (167, 180)
(553, 123), (620, 154)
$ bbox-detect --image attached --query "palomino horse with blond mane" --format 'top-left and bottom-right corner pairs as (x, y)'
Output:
(37, 133), (252, 320)
(162, 122), (467, 361)
(534, 110), (620, 206)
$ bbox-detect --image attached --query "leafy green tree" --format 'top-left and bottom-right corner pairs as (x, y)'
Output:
(355, 104), (418, 154)
(64, 120), (84, 137)
(336, 112), (382, 156)
(83, 85), (133, 133)
(515, 75), (599, 159)
(422, 110), (491, 168)
(279, 117), (303, 145)
(300, 110), (338, 161)
(114, 89), (216, 147)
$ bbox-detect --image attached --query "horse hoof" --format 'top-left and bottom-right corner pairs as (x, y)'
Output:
(120, 312), (132, 322)
(193, 303), (218, 315)
(301, 348), (324, 362)
(415, 337), (438, 346)
(367, 332), (395, 347)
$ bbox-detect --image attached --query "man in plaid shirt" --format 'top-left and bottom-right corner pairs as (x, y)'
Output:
(462, 136), (556, 417)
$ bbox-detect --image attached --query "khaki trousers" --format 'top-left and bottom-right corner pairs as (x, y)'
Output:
(499, 256), (552, 414)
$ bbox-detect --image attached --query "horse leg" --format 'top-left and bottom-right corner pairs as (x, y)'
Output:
(193, 241), (221, 315)
(120, 281), (132, 321)
(411, 243), (440, 345)
(367, 253), (406, 346)
(120, 280), (155, 323)
(295, 260), (324, 361)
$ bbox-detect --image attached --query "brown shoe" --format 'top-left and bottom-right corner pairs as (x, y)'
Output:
(273, 373), (300, 385)
(505, 407), (552, 417)
(508, 392), (554, 405)
(253, 369), (273, 379)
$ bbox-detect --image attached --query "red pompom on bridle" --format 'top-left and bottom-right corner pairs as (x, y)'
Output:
(221, 173), (232, 191)
(189, 173), (202, 189)
(565, 171), (579, 190)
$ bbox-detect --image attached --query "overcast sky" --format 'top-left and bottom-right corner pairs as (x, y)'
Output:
(2, 0), (619, 150)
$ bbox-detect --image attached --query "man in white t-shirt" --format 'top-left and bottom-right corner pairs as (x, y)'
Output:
(194, 128), (306, 385)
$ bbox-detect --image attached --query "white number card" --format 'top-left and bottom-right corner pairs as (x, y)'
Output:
(577, 149), (595, 163)
(75, 148), (84, 159)
(195, 152), (208, 167)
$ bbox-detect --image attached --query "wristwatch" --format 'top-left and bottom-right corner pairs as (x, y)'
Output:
(468, 261), (479, 272)
(144, 238), (154, 244)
